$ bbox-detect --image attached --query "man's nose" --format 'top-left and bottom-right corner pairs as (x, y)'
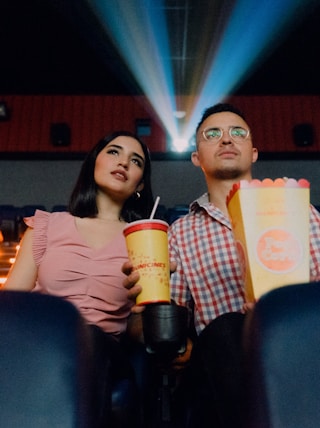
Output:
(221, 129), (232, 144)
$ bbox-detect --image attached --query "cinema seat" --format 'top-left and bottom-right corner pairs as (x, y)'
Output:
(243, 282), (320, 428)
(0, 290), (94, 428)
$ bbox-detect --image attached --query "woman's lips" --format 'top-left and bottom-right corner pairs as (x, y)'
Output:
(111, 170), (128, 181)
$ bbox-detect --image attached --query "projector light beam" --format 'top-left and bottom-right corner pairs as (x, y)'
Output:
(89, 0), (180, 140)
(88, 0), (318, 151)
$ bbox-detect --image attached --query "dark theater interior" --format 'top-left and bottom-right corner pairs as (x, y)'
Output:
(1, 1), (320, 427)
(1, 0), (320, 96)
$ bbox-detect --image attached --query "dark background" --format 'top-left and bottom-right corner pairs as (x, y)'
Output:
(1, 0), (320, 96)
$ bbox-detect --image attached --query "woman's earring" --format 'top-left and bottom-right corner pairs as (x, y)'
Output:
(135, 191), (141, 199)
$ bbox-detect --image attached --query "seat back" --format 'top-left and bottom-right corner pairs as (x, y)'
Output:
(0, 205), (22, 241)
(243, 282), (320, 428)
(21, 205), (47, 217)
(166, 205), (189, 224)
(51, 205), (68, 212)
(0, 291), (94, 428)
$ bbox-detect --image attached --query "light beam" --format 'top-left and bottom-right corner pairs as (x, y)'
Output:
(88, 0), (318, 152)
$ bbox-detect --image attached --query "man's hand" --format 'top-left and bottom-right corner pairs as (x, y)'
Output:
(171, 337), (193, 371)
(242, 301), (255, 313)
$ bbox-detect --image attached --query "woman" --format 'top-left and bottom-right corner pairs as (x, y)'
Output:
(4, 131), (154, 427)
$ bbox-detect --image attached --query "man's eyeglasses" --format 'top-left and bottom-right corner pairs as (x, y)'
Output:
(202, 126), (250, 143)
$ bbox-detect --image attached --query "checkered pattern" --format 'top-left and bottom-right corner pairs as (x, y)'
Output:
(169, 194), (320, 335)
(308, 204), (320, 281)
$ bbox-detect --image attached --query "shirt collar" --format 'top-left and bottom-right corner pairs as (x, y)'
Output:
(191, 192), (232, 228)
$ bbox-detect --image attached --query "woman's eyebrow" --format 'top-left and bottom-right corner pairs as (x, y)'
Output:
(108, 144), (145, 163)
(107, 143), (122, 150)
(132, 151), (145, 164)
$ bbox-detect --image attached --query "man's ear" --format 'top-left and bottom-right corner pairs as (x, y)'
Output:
(191, 151), (200, 167)
(252, 147), (259, 164)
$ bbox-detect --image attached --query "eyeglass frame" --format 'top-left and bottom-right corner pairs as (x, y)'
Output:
(201, 126), (251, 143)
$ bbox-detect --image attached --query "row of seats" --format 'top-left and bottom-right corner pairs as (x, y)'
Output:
(0, 205), (64, 242)
(2, 202), (320, 229)
(0, 290), (189, 427)
(0, 204), (67, 219)
(0, 204), (190, 242)
(2, 282), (320, 427)
(0, 203), (189, 221)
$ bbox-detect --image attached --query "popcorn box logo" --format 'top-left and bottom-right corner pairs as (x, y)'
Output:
(256, 228), (303, 273)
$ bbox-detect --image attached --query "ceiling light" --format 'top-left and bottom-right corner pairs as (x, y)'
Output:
(173, 111), (186, 119)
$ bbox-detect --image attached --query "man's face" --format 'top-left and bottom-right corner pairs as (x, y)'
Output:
(192, 111), (258, 180)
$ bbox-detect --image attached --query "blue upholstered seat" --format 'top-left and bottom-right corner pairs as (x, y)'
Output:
(0, 290), (95, 428)
(243, 282), (320, 428)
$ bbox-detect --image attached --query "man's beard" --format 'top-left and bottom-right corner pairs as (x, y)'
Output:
(214, 167), (243, 180)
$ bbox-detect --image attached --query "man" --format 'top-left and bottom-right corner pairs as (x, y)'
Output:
(166, 102), (258, 426)
(169, 103), (258, 335)
(124, 103), (320, 427)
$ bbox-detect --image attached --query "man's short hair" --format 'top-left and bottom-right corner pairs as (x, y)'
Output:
(196, 103), (247, 134)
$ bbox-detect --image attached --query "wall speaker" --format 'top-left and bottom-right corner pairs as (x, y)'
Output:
(135, 118), (151, 137)
(50, 123), (71, 147)
(292, 123), (314, 147)
(0, 101), (10, 121)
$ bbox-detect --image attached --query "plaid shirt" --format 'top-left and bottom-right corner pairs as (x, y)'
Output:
(169, 193), (320, 335)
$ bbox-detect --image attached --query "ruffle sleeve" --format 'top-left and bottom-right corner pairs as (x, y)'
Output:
(24, 210), (50, 266)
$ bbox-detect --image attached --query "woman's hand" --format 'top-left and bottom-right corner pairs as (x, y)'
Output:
(122, 260), (145, 314)
(122, 259), (178, 314)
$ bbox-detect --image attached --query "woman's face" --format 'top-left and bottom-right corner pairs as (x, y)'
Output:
(94, 136), (145, 200)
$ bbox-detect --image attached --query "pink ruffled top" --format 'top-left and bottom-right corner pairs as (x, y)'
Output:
(25, 210), (132, 336)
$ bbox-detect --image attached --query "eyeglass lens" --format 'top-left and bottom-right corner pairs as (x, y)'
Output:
(203, 127), (248, 141)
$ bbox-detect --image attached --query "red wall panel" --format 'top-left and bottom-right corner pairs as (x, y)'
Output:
(0, 95), (319, 155)
(228, 95), (320, 154)
(0, 95), (165, 154)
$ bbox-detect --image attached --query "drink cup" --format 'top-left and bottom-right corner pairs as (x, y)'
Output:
(123, 219), (170, 305)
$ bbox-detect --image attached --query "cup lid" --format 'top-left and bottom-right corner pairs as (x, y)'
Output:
(123, 219), (168, 236)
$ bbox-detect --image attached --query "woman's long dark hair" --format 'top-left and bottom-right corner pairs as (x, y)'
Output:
(68, 131), (154, 222)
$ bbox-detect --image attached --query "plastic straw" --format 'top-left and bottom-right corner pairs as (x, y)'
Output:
(149, 196), (160, 219)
